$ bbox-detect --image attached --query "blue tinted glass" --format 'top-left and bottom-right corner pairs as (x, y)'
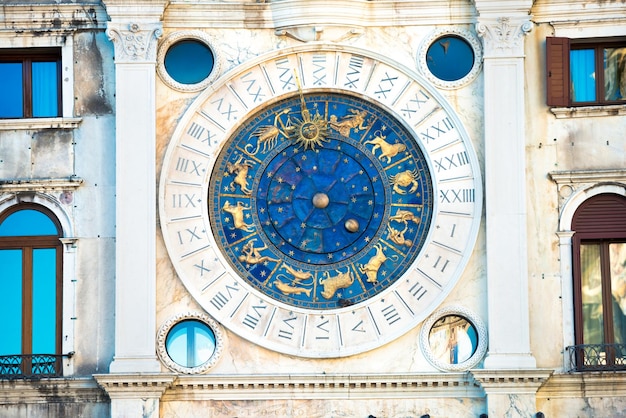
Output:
(0, 249), (23, 355)
(166, 320), (216, 367)
(0, 62), (24, 118)
(165, 40), (214, 85)
(426, 36), (474, 82)
(32, 61), (59, 117)
(571, 49), (596, 102)
(32, 248), (57, 353)
(0, 209), (59, 236)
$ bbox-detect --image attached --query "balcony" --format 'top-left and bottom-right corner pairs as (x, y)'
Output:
(567, 344), (626, 372)
(0, 354), (72, 380)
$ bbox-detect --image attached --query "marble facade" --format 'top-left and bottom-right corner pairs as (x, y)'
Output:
(1, 1), (626, 417)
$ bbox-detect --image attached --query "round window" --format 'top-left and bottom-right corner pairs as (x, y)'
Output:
(420, 306), (487, 371)
(164, 39), (215, 85)
(426, 35), (474, 82)
(157, 312), (224, 373)
(165, 319), (216, 368)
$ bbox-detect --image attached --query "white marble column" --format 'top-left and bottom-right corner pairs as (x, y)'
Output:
(476, 15), (536, 369)
(105, 21), (162, 374)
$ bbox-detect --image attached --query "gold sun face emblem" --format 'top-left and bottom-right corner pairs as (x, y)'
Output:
(288, 107), (329, 150)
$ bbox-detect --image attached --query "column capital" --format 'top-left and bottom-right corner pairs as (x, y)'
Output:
(476, 16), (533, 57)
(471, 369), (553, 395)
(106, 21), (163, 63)
(94, 373), (177, 400)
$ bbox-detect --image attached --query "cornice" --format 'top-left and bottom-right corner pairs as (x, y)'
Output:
(0, 378), (108, 404)
(162, 373), (483, 401)
(0, 176), (84, 192)
(532, 0), (626, 26)
(162, 0), (477, 29)
(0, 3), (107, 32)
(549, 169), (626, 186)
(537, 372), (626, 399)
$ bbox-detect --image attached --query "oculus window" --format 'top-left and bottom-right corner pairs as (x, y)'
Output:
(0, 48), (61, 119)
(157, 312), (224, 374)
(0, 205), (63, 378)
(157, 31), (221, 92)
(571, 193), (626, 371)
(547, 37), (626, 107)
(420, 306), (487, 371)
(426, 35), (474, 82)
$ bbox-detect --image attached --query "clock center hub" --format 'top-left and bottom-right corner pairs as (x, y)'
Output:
(312, 192), (330, 209)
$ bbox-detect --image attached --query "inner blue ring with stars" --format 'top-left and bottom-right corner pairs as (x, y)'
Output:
(209, 92), (434, 310)
(255, 137), (385, 265)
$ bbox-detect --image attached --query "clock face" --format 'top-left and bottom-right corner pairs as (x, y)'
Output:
(210, 92), (433, 310)
(159, 47), (482, 358)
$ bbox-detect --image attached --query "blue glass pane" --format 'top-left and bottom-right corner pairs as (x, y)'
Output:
(571, 49), (596, 102)
(604, 47), (626, 101)
(0, 209), (59, 236)
(0, 62), (24, 118)
(32, 248), (57, 353)
(32, 61), (59, 117)
(166, 320), (216, 367)
(164, 40), (214, 85)
(426, 36), (474, 82)
(0, 249), (23, 355)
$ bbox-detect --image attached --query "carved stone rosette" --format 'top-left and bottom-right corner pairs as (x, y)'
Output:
(106, 22), (163, 63)
(476, 17), (533, 57)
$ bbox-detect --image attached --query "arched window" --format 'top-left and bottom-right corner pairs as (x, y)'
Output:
(0, 204), (63, 378)
(571, 193), (626, 371)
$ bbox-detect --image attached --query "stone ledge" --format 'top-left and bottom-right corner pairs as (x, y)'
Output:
(537, 371), (626, 399)
(0, 377), (108, 404)
(162, 373), (483, 401)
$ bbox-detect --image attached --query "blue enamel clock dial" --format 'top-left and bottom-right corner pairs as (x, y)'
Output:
(209, 92), (433, 310)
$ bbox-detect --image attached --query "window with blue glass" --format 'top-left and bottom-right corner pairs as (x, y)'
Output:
(547, 37), (626, 106)
(0, 48), (62, 119)
(165, 320), (216, 368)
(164, 40), (215, 85)
(0, 205), (63, 378)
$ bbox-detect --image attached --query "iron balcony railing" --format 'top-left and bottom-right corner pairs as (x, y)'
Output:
(566, 344), (626, 372)
(0, 353), (73, 380)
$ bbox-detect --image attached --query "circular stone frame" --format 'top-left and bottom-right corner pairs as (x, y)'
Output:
(417, 27), (482, 90)
(419, 305), (487, 371)
(157, 30), (222, 92)
(156, 311), (225, 374)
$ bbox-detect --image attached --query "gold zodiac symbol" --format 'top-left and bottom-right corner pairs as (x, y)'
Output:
(329, 109), (368, 137)
(387, 224), (412, 247)
(319, 269), (355, 299)
(280, 264), (314, 285)
(238, 239), (279, 265)
(359, 244), (398, 284)
(225, 155), (254, 195)
(364, 131), (407, 164)
(389, 169), (420, 195)
(389, 208), (421, 225)
(222, 201), (254, 232)
(273, 279), (312, 296)
(245, 108), (292, 156)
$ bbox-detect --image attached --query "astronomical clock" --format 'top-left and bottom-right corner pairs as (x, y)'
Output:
(159, 46), (482, 358)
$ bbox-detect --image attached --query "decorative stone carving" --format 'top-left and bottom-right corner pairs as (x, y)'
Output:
(106, 22), (163, 62)
(476, 17), (533, 57)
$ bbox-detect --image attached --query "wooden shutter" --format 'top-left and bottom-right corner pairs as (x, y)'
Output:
(572, 193), (626, 238)
(546, 37), (570, 107)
